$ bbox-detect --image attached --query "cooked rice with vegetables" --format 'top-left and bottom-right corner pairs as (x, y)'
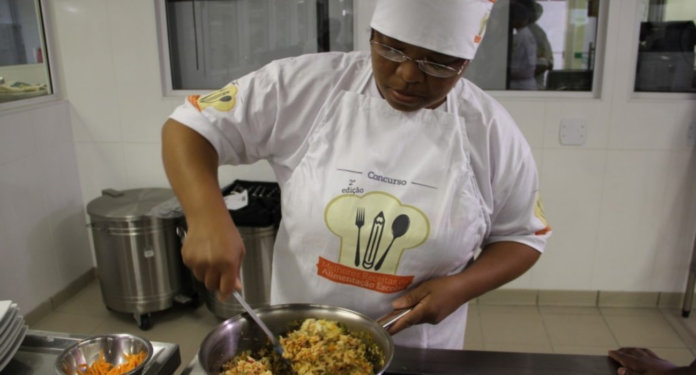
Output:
(220, 318), (384, 375)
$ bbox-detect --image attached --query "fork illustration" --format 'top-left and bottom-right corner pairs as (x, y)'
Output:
(354, 208), (365, 267)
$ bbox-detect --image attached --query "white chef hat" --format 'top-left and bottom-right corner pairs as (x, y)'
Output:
(370, 0), (495, 60)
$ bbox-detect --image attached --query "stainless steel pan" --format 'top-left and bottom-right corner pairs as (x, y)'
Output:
(198, 303), (409, 375)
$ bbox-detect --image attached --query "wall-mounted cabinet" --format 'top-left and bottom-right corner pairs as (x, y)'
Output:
(0, 0), (54, 106)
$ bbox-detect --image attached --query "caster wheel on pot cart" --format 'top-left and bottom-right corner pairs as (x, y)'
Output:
(174, 292), (201, 309)
(188, 293), (201, 308)
(134, 313), (152, 330)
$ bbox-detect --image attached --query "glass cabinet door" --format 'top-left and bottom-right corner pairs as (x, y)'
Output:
(164, 0), (354, 90)
(465, 0), (602, 92)
(0, 0), (53, 104)
(634, 0), (696, 93)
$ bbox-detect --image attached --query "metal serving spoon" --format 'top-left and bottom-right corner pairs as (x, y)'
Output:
(232, 291), (285, 357)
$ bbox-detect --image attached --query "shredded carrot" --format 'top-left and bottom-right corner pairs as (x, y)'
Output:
(76, 350), (147, 375)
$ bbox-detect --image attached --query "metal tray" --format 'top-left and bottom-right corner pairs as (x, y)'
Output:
(0, 330), (180, 375)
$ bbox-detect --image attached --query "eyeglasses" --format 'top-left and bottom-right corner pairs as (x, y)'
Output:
(370, 40), (467, 78)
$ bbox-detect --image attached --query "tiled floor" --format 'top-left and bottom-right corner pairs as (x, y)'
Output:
(31, 280), (696, 374)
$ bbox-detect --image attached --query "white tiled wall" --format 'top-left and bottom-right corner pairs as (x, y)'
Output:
(534, 149), (606, 290)
(1, 0), (695, 314)
(0, 101), (92, 312)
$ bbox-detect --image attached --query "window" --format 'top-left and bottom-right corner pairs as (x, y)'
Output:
(0, 0), (53, 104)
(465, 0), (602, 92)
(159, 0), (603, 93)
(635, 0), (696, 93)
(162, 0), (354, 90)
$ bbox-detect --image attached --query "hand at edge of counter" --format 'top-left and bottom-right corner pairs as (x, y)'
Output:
(608, 347), (696, 375)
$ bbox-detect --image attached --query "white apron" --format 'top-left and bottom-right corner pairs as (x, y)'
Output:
(270, 68), (489, 349)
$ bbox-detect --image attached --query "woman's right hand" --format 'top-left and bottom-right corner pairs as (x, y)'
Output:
(182, 213), (246, 301)
(162, 119), (246, 302)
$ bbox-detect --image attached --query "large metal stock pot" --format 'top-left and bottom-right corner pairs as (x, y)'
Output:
(86, 188), (184, 330)
(197, 304), (397, 375)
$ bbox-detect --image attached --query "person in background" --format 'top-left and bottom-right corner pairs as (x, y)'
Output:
(508, 0), (538, 90)
(528, 2), (554, 89)
(609, 347), (696, 375)
(162, 0), (551, 349)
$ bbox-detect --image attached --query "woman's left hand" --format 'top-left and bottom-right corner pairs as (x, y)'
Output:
(385, 242), (541, 335)
(386, 274), (466, 334)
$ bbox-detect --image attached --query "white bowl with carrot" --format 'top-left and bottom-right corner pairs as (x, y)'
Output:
(55, 333), (153, 375)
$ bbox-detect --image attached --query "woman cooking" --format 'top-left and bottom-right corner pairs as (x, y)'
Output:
(162, 0), (551, 350)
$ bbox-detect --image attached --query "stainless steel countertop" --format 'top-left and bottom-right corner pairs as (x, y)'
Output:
(1, 330), (180, 375)
(181, 345), (618, 375)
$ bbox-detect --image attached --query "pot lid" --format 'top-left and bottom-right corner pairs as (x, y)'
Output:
(87, 188), (177, 221)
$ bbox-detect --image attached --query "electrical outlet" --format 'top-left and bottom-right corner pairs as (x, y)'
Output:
(559, 119), (587, 146)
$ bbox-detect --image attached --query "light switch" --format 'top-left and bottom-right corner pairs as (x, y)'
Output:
(559, 119), (587, 145)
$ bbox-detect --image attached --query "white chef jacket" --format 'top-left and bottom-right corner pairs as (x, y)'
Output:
(170, 51), (550, 349)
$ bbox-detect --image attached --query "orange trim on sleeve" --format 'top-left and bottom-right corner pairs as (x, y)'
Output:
(535, 226), (551, 236)
(187, 95), (202, 112)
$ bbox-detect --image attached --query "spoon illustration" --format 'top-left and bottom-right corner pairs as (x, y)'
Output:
(374, 214), (410, 271)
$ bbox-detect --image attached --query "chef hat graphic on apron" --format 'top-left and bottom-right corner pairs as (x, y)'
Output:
(370, 0), (495, 60)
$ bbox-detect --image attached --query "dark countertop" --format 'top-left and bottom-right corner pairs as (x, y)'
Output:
(384, 346), (619, 375)
(182, 345), (619, 375)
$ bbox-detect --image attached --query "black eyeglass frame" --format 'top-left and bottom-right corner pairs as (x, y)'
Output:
(370, 40), (468, 78)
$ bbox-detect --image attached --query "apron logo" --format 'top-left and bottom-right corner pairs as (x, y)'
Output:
(534, 193), (551, 235)
(320, 192), (429, 293)
(341, 179), (364, 194)
(317, 257), (414, 294)
(187, 84), (238, 112)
